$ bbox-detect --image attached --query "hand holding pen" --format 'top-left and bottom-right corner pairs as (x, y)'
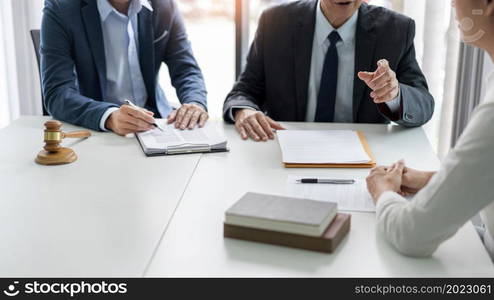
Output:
(104, 99), (161, 136)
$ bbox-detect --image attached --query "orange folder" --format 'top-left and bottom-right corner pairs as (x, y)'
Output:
(283, 131), (376, 169)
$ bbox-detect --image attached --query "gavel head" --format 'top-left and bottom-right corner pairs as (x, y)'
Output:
(43, 120), (63, 152)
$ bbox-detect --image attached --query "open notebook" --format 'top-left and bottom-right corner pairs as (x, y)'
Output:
(277, 130), (376, 168)
(136, 120), (228, 156)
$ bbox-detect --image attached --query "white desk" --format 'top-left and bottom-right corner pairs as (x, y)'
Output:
(2, 118), (493, 277)
(146, 122), (494, 277)
(0, 117), (201, 277)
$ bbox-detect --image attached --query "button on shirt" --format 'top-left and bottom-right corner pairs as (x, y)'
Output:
(306, 0), (400, 122)
(97, 0), (151, 131)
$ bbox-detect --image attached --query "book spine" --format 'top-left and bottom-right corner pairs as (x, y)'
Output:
(224, 214), (351, 253)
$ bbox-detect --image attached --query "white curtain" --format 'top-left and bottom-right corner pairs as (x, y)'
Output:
(373, 0), (460, 158)
(0, 0), (43, 129)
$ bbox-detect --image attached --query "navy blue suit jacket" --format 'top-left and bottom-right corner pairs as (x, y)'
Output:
(41, 0), (207, 131)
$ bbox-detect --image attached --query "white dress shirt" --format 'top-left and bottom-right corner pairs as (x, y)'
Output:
(376, 73), (494, 259)
(230, 0), (400, 122)
(97, 0), (152, 131)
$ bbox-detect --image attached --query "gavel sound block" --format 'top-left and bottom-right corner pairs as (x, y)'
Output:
(35, 120), (91, 166)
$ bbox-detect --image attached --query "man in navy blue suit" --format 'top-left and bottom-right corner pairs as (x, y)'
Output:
(41, 0), (208, 135)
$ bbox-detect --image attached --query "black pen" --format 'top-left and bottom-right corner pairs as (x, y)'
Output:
(296, 178), (355, 184)
(124, 99), (164, 131)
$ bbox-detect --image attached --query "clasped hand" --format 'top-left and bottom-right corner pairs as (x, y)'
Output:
(366, 160), (436, 203)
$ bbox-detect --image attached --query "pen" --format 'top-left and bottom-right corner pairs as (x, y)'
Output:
(296, 178), (356, 184)
(124, 99), (163, 131)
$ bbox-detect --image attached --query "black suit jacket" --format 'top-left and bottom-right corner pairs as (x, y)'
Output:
(223, 1), (434, 127)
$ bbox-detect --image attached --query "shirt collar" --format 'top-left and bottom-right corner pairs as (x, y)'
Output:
(97, 0), (153, 21)
(315, 0), (359, 47)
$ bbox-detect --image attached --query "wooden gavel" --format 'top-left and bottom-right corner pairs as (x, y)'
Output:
(42, 120), (91, 152)
(35, 120), (91, 165)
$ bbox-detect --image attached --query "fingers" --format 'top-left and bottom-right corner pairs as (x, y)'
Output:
(179, 108), (194, 129)
(235, 122), (248, 140)
(266, 117), (286, 130)
(167, 109), (178, 124)
(120, 108), (153, 132)
(248, 118), (269, 141)
(235, 111), (281, 142)
(171, 104), (208, 130)
(123, 115), (153, 132)
(121, 122), (144, 133)
(174, 106), (187, 128)
(368, 60), (399, 103)
(389, 160), (405, 175)
(188, 110), (202, 130)
(123, 105), (156, 125)
(243, 121), (260, 141)
(370, 166), (387, 175)
(376, 59), (390, 75)
(358, 71), (374, 84)
(256, 114), (275, 139)
(374, 86), (400, 103)
(360, 59), (399, 103)
(368, 70), (392, 91)
(198, 112), (208, 128)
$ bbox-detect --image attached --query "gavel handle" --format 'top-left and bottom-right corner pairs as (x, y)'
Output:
(63, 130), (91, 139)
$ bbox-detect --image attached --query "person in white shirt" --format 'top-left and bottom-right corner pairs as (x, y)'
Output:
(366, 0), (494, 259)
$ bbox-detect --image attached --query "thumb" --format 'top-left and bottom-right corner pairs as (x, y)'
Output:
(391, 159), (406, 175)
(167, 110), (177, 124)
(376, 59), (389, 75)
(267, 117), (285, 130)
(358, 71), (374, 83)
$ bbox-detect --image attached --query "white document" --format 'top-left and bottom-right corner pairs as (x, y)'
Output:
(136, 119), (227, 155)
(277, 130), (371, 164)
(285, 176), (376, 212)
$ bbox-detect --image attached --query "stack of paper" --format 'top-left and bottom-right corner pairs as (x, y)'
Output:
(276, 130), (375, 168)
(285, 176), (376, 212)
(136, 120), (228, 156)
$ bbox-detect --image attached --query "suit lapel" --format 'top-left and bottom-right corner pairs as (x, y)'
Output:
(138, 8), (156, 107)
(293, 1), (317, 121)
(353, 3), (377, 121)
(81, 0), (107, 99)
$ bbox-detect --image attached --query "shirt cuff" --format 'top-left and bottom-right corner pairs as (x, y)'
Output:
(384, 88), (401, 113)
(376, 190), (408, 217)
(99, 107), (119, 132)
(229, 106), (257, 122)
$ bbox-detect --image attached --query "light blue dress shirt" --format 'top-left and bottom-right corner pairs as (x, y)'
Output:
(97, 0), (153, 130)
(305, 0), (400, 122)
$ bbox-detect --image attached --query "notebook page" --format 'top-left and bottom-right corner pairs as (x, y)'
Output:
(137, 119), (225, 150)
(277, 130), (371, 164)
(285, 176), (375, 212)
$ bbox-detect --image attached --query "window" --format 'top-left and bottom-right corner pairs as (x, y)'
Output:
(158, 0), (235, 121)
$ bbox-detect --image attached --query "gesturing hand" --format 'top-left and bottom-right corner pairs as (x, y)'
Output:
(358, 59), (400, 104)
(366, 160), (405, 203)
(234, 109), (285, 142)
(106, 105), (156, 136)
(167, 103), (209, 130)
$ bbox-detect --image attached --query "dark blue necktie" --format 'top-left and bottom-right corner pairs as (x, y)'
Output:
(315, 31), (341, 122)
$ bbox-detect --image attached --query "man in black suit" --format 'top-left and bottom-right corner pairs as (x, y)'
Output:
(223, 0), (434, 141)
